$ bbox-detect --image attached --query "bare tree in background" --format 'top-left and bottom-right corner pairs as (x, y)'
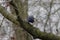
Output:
(0, 0), (60, 40)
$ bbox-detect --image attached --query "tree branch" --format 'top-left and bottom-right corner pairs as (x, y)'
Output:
(0, 6), (19, 25)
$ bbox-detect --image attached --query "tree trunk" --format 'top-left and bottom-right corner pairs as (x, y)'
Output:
(12, 0), (33, 40)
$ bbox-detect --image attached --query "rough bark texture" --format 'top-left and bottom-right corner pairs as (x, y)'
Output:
(10, 0), (33, 40)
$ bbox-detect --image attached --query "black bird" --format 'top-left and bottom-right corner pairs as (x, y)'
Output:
(27, 16), (34, 23)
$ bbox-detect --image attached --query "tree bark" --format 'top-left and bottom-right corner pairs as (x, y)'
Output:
(10, 0), (33, 40)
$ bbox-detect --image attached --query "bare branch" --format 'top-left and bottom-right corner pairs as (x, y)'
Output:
(44, 0), (53, 32)
(0, 0), (60, 40)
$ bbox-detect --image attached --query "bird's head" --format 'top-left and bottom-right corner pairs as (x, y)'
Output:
(27, 15), (34, 23)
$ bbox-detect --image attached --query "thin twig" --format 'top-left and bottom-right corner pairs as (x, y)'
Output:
(44, 0), (53, 32)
